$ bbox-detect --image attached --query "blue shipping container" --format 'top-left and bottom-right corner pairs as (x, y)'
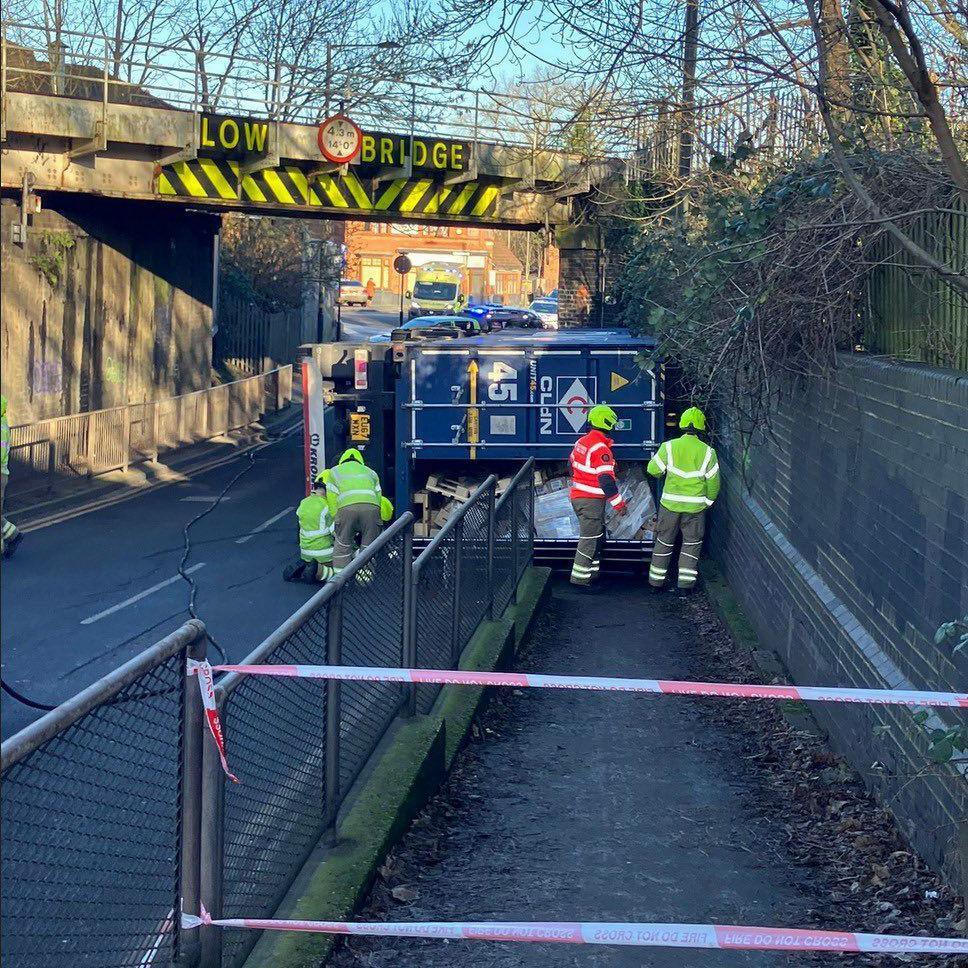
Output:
(395, 329), (662, 500)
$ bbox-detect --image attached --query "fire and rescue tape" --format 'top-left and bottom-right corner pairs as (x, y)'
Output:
(179, 909), (968, 954)
(187, 659), (965, 780)
(186, 659), (238, 782)
(198, 661), (968, 708)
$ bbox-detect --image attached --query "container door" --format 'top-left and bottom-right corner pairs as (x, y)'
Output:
(475, 349), (529, 453)
(529, 348), (597, 458)
(408, 346), (474, 459)
(588, 348), (658, 452)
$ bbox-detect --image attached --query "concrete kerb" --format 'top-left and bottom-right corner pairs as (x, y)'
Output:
(241, 565), (552, 968)
(12, 401), (301, 531)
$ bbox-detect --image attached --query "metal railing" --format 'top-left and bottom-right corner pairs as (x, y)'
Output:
(1, 20), (826, 169)
(0, 459), (536, 968)
(0, 620), (208, 968)
(7, 366), (293, 500)
(204, 458), (534, 968)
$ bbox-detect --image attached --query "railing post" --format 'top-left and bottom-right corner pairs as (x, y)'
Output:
(121, 406), (131, 474)
(198, 690), (226, 968)
(486, 485), (496, 620)
(402, 525), (417, 716)
(450, 520), (463, 664)
(323, 592), (343, 829)
(510, 485), (520, 605)
(150, 403), (160, 463)
(46, 439), (55, 493)
(179, 632), (207, 968)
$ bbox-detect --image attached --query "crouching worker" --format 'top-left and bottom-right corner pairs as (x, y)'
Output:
(283, 472), (335, 584)
(327, 448), (384, 572)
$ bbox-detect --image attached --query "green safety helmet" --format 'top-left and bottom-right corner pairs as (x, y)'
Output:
(380, 496), (394, 523)
(587, 404), (619, 431)
(313, 469), (330, 487)
(338, 447), (365, 464)
(680, 406), (706, 431)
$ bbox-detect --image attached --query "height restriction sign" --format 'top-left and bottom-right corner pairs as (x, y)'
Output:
(317, 115), (362, 164)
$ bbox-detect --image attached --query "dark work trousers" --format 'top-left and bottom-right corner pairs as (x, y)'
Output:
(333, 503), (383, 570)
(570, 496), (606, 585)
(649, 507), (706, 588)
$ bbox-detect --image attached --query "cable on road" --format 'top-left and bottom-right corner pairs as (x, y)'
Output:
(1, 678), (57, 711)
(1, 422), (301, 712)
(178, 422), (299, 666)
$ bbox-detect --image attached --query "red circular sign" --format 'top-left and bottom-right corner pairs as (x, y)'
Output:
(317, 115), (362, 164)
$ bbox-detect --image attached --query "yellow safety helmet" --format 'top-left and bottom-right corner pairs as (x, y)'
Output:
(339, 448), (365, 464)
(313, 469), (330, 487)
(587, 405), (619, 431)
(380, 496), (394, 523)
(679, 406), (706, 431)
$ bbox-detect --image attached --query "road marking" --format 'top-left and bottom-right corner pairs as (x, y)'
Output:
(80, 564), (206, 625)
(236, 506), (295, 544)
(180, 495), (234, 503)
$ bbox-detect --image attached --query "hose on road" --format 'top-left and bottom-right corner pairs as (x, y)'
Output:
(1, 678), (57, 711)
(2, 422), (301, 713)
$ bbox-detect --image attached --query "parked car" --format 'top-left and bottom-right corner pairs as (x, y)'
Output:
(529, 299), (559, 330)
(339, 279), (369, 307)
(463, 304), (542, 330)
(369, 314), (484, 343)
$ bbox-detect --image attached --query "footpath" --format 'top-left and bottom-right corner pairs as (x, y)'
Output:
(328, 578), (961, 968)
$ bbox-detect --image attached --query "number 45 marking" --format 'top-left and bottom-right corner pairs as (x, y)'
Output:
(486, 361), (518, 401)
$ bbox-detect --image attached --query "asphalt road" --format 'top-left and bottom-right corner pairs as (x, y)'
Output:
(338, 306), (399, 342)
(0, 313), (394, 741)
(0, 429), (319, 739)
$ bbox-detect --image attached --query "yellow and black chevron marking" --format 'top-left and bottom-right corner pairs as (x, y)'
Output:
(157, 158), (502, 218)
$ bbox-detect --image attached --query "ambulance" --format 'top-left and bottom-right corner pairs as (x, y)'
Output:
(407, 265), (465, 319)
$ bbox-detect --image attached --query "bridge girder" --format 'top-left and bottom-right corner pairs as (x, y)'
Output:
(1, 92), (624, 229)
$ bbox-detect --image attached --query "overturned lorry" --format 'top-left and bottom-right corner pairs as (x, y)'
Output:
(302, 328), (664, 570)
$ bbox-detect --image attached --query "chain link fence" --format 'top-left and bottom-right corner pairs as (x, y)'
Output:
(0, 620), (207, 968)
(1, 460), (535, 968)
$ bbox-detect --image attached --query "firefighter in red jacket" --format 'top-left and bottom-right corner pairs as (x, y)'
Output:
(569, 405), (627, 587)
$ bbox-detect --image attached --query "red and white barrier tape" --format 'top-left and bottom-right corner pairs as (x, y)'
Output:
(186, 659), (238, 783)
(180, 909), (968, 954)
(208, 662), (968, 709)
(188, 659), (966, 779)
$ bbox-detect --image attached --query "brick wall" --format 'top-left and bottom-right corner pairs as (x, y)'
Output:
(709, 354), (968, 880)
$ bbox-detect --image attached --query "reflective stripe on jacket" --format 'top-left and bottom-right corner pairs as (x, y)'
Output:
(647, 433), (720, 513)
(325, 461), (382, 512)
(569, 429), (624, 509)
(297, 494), (334, 562)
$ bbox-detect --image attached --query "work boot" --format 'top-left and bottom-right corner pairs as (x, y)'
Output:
(676, 585), (696, 598)
(283, 559), (308, 582)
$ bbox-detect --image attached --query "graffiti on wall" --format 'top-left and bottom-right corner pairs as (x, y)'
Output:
(32, 358), (63, 395)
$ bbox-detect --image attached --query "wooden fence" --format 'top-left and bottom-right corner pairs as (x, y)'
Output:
(862, 197), (968, 372)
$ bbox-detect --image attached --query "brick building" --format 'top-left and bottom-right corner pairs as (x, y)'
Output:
(344, 222), (558, 304)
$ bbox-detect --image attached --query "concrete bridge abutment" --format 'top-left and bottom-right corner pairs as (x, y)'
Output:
(1, 193), (219, 423)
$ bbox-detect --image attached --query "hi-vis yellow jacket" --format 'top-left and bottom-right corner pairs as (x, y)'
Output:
(647, 433), (720, 513)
